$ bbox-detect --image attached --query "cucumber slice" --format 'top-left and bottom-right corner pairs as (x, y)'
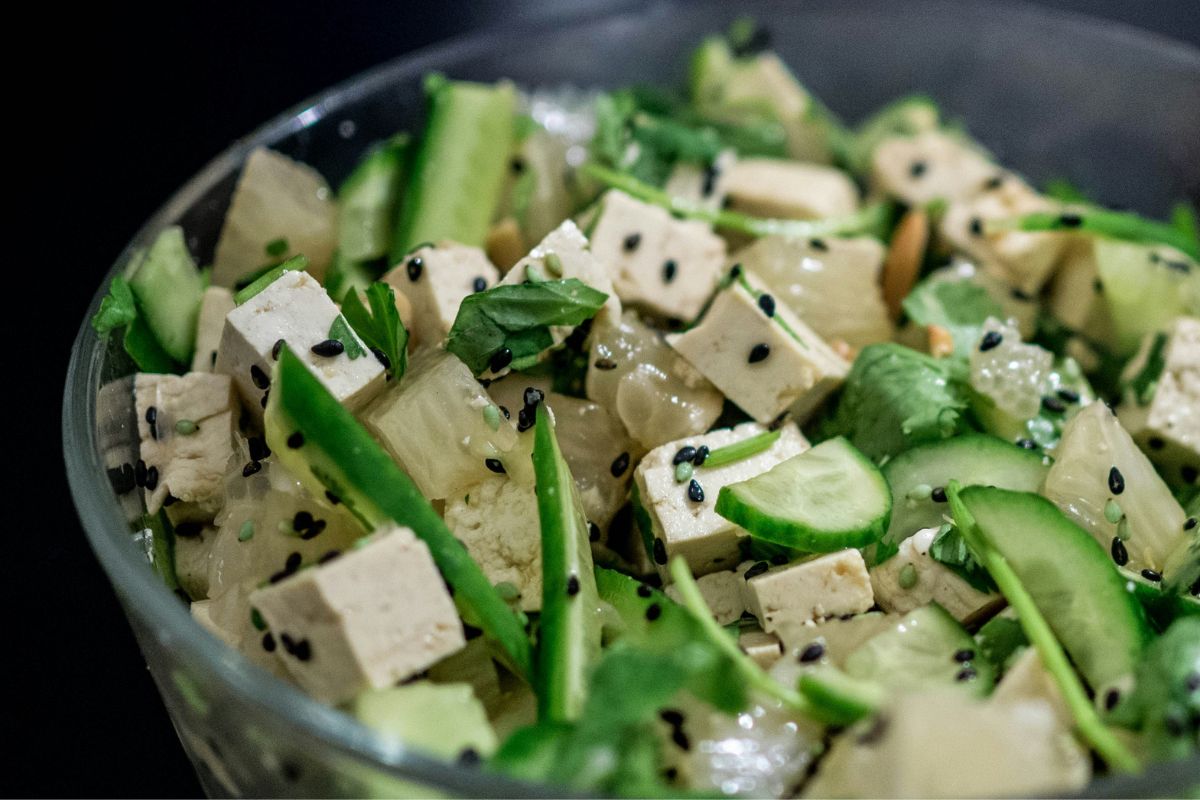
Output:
(797, 668), (886, 725)
(338, 134), (410, 262)
(1095, 237), (1200, 355)
(1120, 567), (1200, 632)
(715, 437), (890, 552)
(390, 77), (516, 261)
(127, 226), (204, 363)
(351, 682), (497, 760)
(263, 345), (532, 679)
(532, 402), (602, 723)
(953, 487), (1151, 693)
(879, 434), (1048, 558)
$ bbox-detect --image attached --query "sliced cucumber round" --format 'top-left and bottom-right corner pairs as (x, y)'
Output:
(715, 437), (890, 552)
(879, 434), (1047, 560)
(797, 668), (886, 725)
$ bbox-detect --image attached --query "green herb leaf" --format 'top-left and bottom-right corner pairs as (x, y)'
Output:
(901, 279), (1004, 359)
(233, 255), (309, 305)
(340, 283), (409, 379)
(928, 524), (998, 594)
(91, 275), (178, 373)
(327, 315), (366, 360)
(264, 237), (289, 258)
(91, 276), (138, 334)
(992, 208), (1199, 262)
(446, 279), (608, 374)
(703, 429), (782, 469)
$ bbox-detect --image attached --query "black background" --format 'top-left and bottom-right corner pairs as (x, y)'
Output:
(26, 2), (1199, 797)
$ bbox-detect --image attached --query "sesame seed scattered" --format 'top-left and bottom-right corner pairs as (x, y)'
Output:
(510, 157), (525, 174)
(489, 347), (513, 373)
(611, 452), (630, 478)
(1016, 438), (1037, 450)
(1103, 688), (1121, 710)
(1184, 517), (1197, 531)
(645, 603), (662, 621)
(687, 479), (705, 503)
(652, 538), (668, 565)
(293, 510), (314, 531)
(318, 550), (341, 565)
(108, 464), (136, 495)
(260, 390), (270, 409)
(673, 446), (697, 465)
(931, 486), (947, 503)
(566, 575), (581, 597)
(243, 460), (262, 477)
(748, 343), (771, 364)
(702, 163), (720, 197)
(1058, 213), (1083, 228)
(623, 232), (642, 252)
(485, 458), (506, 474)
(979, 330), (1003, 351)
(1111, 537), (1129, 566)
(311, 339), (345, 357)
(798, 642), (825, 663)
(472, 276), (488, 293)
(1093, 278), (1104, 293)
(757, 293), (776, 317)
(594, 358), (617, 370)
(809, 238), (828, 252)
(285, 552), (302, 571)
(287, 432), (305, 449)
(262, 633), (276, 652)
(498, 405), (510, 420)
(272, 339), (285, 360)
(1041, 395), (1067, 414)
(968, 217), (983, 237)
(1056, 388), (1080, 403)
(670, 728), (690, 751)
(1148, 436), (1165, 450)
(1108, 466), (1125, 495)
(371, 347), (391, 370)
(293, 639), (312, 661)
(1182, 465), (1198, 484)
(729, 263), (742, 279)
(1141, 568), (1163, 582)
(953, 648), (975, 663)
(662, 259), (678, 283)
(984, 175), (1005, 190)
(637, 584), (653, 598)
(693, 445), (710, 467)
(909, 160), (927, 178)
(250, 365), (270, 390)
(588, 521), (601, 542)
(458, 747), (482, 767)
(406, 256), (424, 281)
(144, 466), (159, 491)
(248, 436), (271, 461)
(744, 561), (769, 581)
(955, 666), (977, 682)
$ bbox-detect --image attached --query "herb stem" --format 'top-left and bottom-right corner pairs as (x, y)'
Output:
(703, 429), (782, 469)
(988, 209), (1198, 261)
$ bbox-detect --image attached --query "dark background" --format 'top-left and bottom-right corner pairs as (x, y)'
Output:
(28, 1), (1198, 797)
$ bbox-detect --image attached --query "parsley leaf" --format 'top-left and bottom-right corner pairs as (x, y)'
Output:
(327, 315), (366, 360)
(901, 278), (1003, 359)
(446, 279), (608, 374)
(928, 523), (998, 594)
(340, 283), (408, 379)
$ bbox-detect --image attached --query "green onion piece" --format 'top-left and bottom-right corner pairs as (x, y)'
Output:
(703, 429), (783, 469)
(945, 481), (1141, 774)
(233, 255), (309, 305)
(582, 163), (894, 240)
(988, 209), (1199, 261)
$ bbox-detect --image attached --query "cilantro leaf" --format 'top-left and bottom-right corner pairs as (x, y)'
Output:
(901, 278), (1003, 359)
(327, 315), (366, 360)
(91, 276), (137, 334)
(340, 283), (408, 379)
(928, 523), (998, 594)
(446, 279), (608, 374)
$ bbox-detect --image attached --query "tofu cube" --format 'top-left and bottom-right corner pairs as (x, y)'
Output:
(586, 190), (725, 322)
(664, 568), (748, 625)
(215, 270), (385, 418)
(635, 422), (809, 577)
(382, 242), (499, 349)
(213, 147), (337, 286)
(249, 525), (465, 705)
(443, 476), (542, 612)
(190, 286), (235, 372)
(668, 268), (848, 424)
(742, 549), (874, 631)
(871, 130), (997, 207)
(135, 372), (237, 518)
(991, 648), (1073, 730)
(869, 527), (1002, 623)
(1119, 317), (1200, 486)
(723, 158), (859, 221)
(663, 149), (735, 213)
(940, 176), (1071, 294)
(739, 628), (784, 669)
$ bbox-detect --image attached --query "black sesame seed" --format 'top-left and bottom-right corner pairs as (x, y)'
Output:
(260, 390), (270, 409)
(108, 464), (136, 495)
(953, 648), (975, 663)
(1093, 278), (1104, 293)
(485, 458), (506, 474)
(968, 217), (984, 237)
(955, 667), (978, 682)
(523, 387), (544, 409)
(1010, 287), (1033, 301)
(134, 459), (148, 487)
(1056, 388), (1081, 403)
(293, 510), (314, 531)
(985, 174), (1005, 190)
(566, 575), (581, 597)
(662, 259), (678, 284)
(272, 338), (285, 360)
(293, 639), (312, 661)
(652, 538), (668, 565)
(1111, 537), (1129, 566)
(510, 157), (525, 174)
(693, 445), (710, 467)
(262, 633), (276, 652)
(498, 405), (511, 420)
(472, 276), (488, 293)
(242, 460), (262, 477)
(458, 747), (482, 767)
(979, 330), (1003, 351)
(1141, 568), (1163, 582)
(145, 405), (158, 426)
(588, 521), (601, 542)
(909, 160), (927, 179)
(611, 452), (630, 478)
(748, 343), (771, 364)
(687, 479), (705, 503)
(302, 520), (327, 540)
(744, 561), (770, 581)
(248, 436), (271, 461)
(250, 365), (270, 390)
(1016, 438), (1038, 450)
(673, 446), (697, 465)
(810, 238), (828, 252)
(144, 466), (159, 491)
(1166, 259), (1193, 275)
(1103, 688), (1121, 711)
(1058, 213), (1083, 228)
(757, 293), (776, 317)
(729, 263), (743, 279)
(1108, 466), (1125, 495)
(371, 347), (391, 370)
(488, 347), (513, 373)
(162, 494), (178, 507)
(670, 728), (690, 751)
(311, 339), (345, 357)
(1148, 436), (1166, 450)
(285, 552), (302, 571)
(318, 550), (341, 565)
(1182, 465), (1198, 484)
(622, 232), (642, 252)
(931, 486), (947, 503)
(664, 767), (679, 782)
(637, 584), (654, 598)
(1184, 517), (1197, 531)
(701, 163), (720, 197)
(287, 431), (305, 449)
(660, 709), (685, 727)
(517, 408), (535, 432)
(594, 358), (617, 371)
(645, 603), (662, 621)
(210, 351), (217, 367)
(798, 642), (825, 663)
(406, 256), (424, 281)
(1041, 395), (1067, 414)
(174, 522), (203, 538)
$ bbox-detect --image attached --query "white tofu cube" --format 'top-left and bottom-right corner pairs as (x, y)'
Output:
(443, 476), (542, 612)
(664, 568), (748, 625)
(249, 525), (465, 705)
(991, 648), (1073, 730)
(215, 270), (385, 418)
(663, 150), (735, 212)
(869, 527), (1002, 623)
(743, 549), (874, 631)
(635, 421), (809, 577)
(940, 176), (1071, 294)
(190, 286), (235, 372)
(381, 242), (500, 349)
(586, 190), (725, 322)
(871, 130), (997, 207)
(668, 268), (848, 424)
(213, 148), (337, 286)
(739, 628), (784, 669)
(1119, 317), (1200, 486)
(723, 158), (859, 220)
(135, 372), (237, 517)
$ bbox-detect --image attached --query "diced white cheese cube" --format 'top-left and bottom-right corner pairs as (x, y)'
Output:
(249, 525), (465, 705)
(739, 628), (784, 669)
(443, 476), (542, 612)
(501, 219), (621, 325)
(135, 372), (237, 517)
(871, 130), (997, 207)
(869, 527), (1002, 623)
(586, 189), (725, 322)
(382, 242), (499, 349)
(213, 147), (336, 286)
(664, 568), (748, 625)
(215, 270), (385, 418)
(663, 150), (735, 212)
(743, 550), (874, 631)
(1119, 316), (1200, 485)
(723, 158), (859, 220)
(668, 268), (848, 424)
(190, 286), (235, 372)
(635, 422), (809, 577)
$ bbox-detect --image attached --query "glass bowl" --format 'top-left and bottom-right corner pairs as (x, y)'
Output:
(63, 0), (1200, 796)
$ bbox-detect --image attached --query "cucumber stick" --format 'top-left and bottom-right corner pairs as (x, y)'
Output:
(338, 134), (410, 262)
(391, 77), (516, 261)
(127, 226), (204, 363)
(533, 402), (602, 723)
(263, 345), (532, 679)
(716, 437), (890, 551)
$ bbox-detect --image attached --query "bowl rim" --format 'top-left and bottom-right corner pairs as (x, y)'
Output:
(63, 0), (1200, 795)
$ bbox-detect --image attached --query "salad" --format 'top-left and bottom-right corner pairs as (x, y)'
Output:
(91, 19), (1199, 798)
